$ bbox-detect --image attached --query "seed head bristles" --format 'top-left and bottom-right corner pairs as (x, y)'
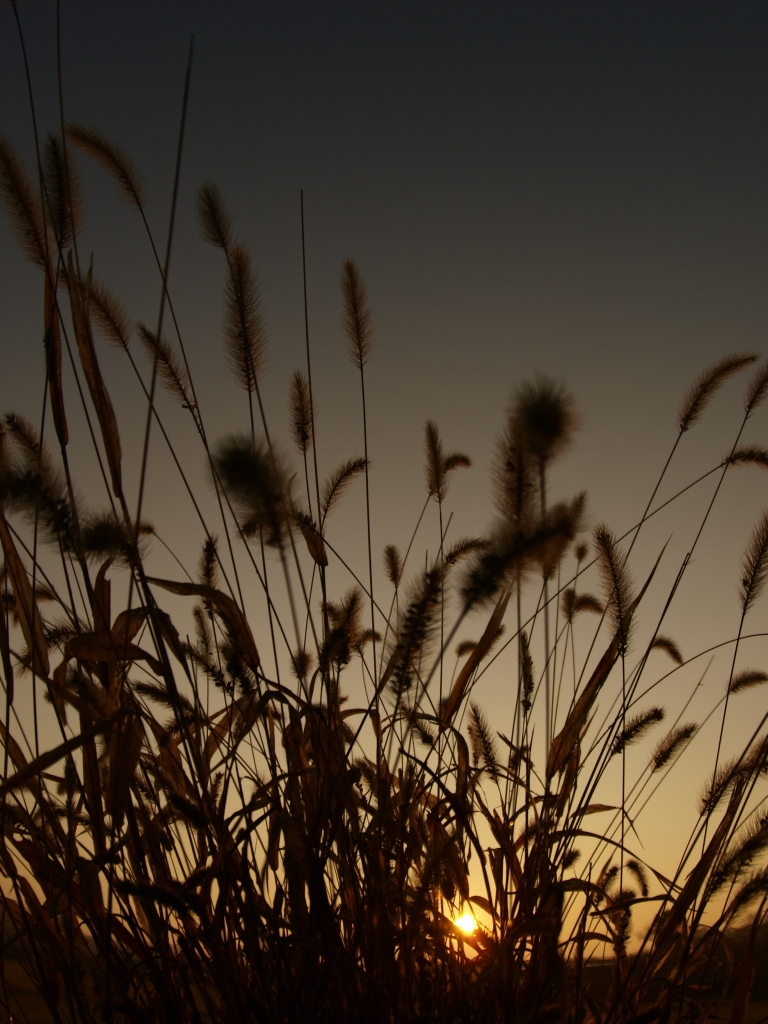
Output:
(0, 137), (48, 267)
(727, 867), (768, 922)
(424, 422), (469, 504)
(212, 434), (292, 548)
(425, 420), (445, 501)
(594, 525), (634, 652)
(650, 723), (697, 773)
(196, 181), (233, 251)
(729, 669), (768, 695)
(455, 638), (477, 658)
(709, 809), (768, 896)
(677, 352), (757, 433)
(519, 628), (534, 712)
(739, 510), (768, 616)
(224, 243), (266, 393)
(341, 259), (373, 370)
(5, 412), (47, 467)
(745, 361), (768, 416)
(383, 544), (403, 588)
(699, 757), (742, 816)
(611, 707), (665, 758)
(575, 541), (589, 561)
(650, 635), (683, 665)
(382, 567), (442, 696)
(444, 536), (485, 568)
(137, 323), (194, 411)
(87, 279), (132, 351)
(43, 134), (82, 250)
(561, 587), (604, 622)
(320, 586), (365, 672)
(512, 374), (578, 465)
(467, 701), (501, 779)
(493, 427), (535, 527)
(66, 123), (145, 209)
(198, 536), (219, 591)
(444, 453), (472, 473)
(321, 456), (367, 522)
(728, 446), (768, 470)
(625, 859), (650, 898)
(289, 370), (314, 456)
(3, 414), (74, 551)
(538, 492), (587, 579)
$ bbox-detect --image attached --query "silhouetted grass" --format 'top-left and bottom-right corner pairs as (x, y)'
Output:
(1, 26), (768, 1024)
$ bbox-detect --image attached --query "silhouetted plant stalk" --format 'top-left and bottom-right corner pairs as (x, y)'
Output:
(3, 65), (768, 1024)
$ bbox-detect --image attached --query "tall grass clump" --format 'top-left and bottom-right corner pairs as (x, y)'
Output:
(2, 35), (768, 1024)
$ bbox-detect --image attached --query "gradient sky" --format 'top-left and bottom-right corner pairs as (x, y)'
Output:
(2, 1), (768, 878)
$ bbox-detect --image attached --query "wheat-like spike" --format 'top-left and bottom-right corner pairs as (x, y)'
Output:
(594, 524), (634, 651)
(192, 604), (214, 659)
(710, 809), (768, 896)
(5, 412), (46, 467)
(0, 137), (48, 267)
(137, 323), (193, 410)
(386, 568), (442, 695)
(79, 510), (132, 561)
(424, 420), (445, 501)
(443, 452), (472, 474)
(341, 259), (372, 370)
(43, 134), (82, 249)
(196, 181), (232, 251)
(383, 544), (403, 588)
(512, 374), (578, 463)
(519, 629), (534, 712)
(561, 587), (576, 622)
(321, 457), (367, 521)
(213, 434), (292, 547)
(444, 537), (485, 567)
(289, 370), (314, 455)
(87, 279), (131, 350)
(625, 859), (650, 898)
(224, 243), (266, 392)
(66, 123), (144, 208)
(611, 707), (665, 757)
(455, 639), (477, 658)
(561, 588), (603, 621)
(574, 593), (603, 616)
(650, 723), (697, 773)
(677, 352), (757, 433)
(651, 635), (683, 665)
(198, 536), (219, 590)
(728, 446), (768, 470)
(493, 426), (534, 528)
(739, 509), (768, 616)
(745, 361), (768, 416)
(699, 757), (743, 816)
(467, 701), (500, 779)
(729, 669), (768, 695)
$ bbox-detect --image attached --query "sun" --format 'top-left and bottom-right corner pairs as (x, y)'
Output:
(453, 913), (477, 935)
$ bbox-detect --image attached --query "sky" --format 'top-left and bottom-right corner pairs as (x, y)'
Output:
(2, 1), (768, 882)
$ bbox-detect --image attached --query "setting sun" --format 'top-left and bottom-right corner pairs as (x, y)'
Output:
(453, 914), (477, 936)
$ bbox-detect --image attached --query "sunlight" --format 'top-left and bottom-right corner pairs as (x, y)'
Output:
(453, 913), (477, 936)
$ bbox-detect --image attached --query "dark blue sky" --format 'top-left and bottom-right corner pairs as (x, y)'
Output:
(2, 3), (768, 861)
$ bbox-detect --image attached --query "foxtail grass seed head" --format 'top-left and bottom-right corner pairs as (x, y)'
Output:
(341, 258), (373, 369)
(67, 123), (145, 208)
(0, 137), (48, 267)
(197, 181), (233, 251)
(512, 374), (578, 465)
(677, 351), (757, 433)
(289, 370), (314, 456)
